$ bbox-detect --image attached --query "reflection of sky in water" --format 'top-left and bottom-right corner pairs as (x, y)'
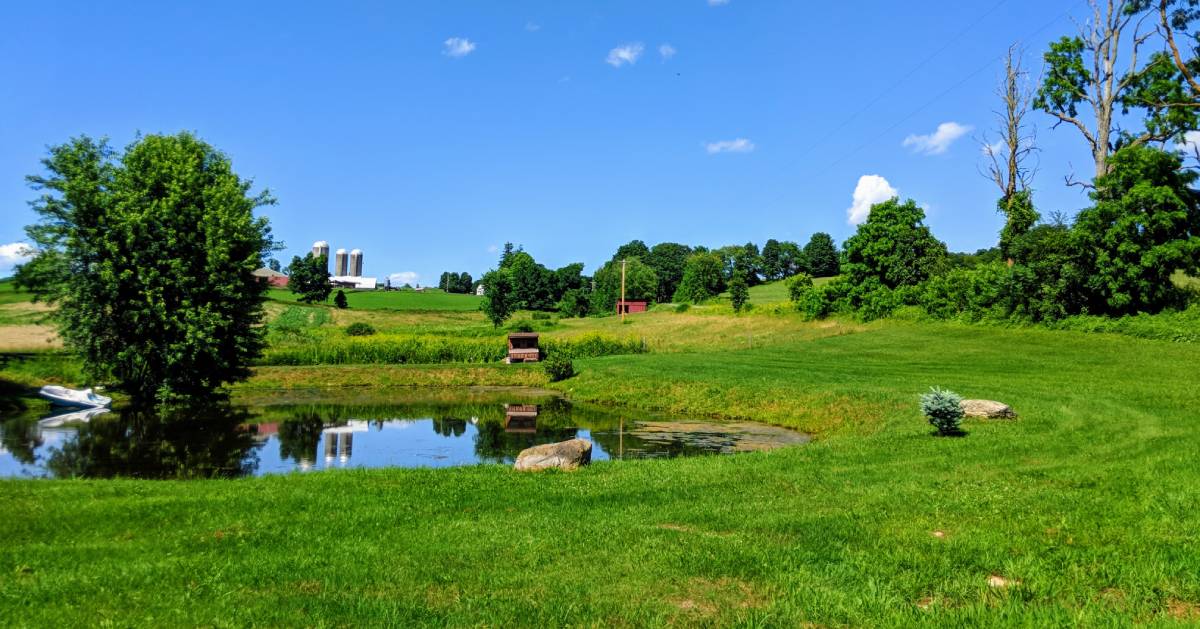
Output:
(254, 421), (609, 475)
(0, 400), (807, 479)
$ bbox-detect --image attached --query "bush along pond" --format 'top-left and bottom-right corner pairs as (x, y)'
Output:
(0, 388), (809, 479)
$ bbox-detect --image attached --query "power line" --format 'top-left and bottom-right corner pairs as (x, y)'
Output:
(791, 0), (1013, 163)
(807, 3), (1079, 181)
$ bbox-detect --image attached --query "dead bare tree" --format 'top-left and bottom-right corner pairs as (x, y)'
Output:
(981, 45), (1038, 199)
(1157, 0), (1200, 95)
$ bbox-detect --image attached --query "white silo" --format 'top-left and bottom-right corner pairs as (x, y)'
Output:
(334, 248), (349, 276)
(312, 240), (330, 260)
(349, 249), (363, 277)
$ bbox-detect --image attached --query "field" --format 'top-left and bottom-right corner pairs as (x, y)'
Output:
(1, 281), (1200, 625)
(267, 287), (482, 311)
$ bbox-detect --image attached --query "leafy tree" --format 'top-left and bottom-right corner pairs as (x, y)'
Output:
(553, 263), (585, 297)
(1034, 2), (1197, 179)
(333, 289), (348, 309)
(777, 240), (806, 278)
(613, 239), (650, 262)
(998, 190), (1040, 261)
(645, 242), (692, 302)
(673, 252), (726, 303)
(457, 272), (473, 294)
(289, 253), (332, 304)
(729, 272), (750, 312)
(507, 251), (555, 310)
(267, 258), (282, 273)
(479, 269), (515, 327)
(1074, 144), (1200, 314)
(803, 233), (841, 277)
(786, 272), (814, 302)
(592, 257), (657, 313)
(761, 239), (785, 280)
(842, 198), (947, 291)
(18, 133), (275, 404)
(556, 288), (591, 318)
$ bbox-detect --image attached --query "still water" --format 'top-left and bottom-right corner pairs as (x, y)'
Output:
(0, 388), (808, 479)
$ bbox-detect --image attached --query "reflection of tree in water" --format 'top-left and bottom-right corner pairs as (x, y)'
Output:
(0, 416), (42, 465)
(472, 420), (578, 464)
(46, 405), (262, 479)
(432, 416), (467, 437)
(277, 412), (324, 466)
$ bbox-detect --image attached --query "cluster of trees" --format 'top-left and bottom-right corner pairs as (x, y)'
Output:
(792, 147), (1199, 322)
(288, 253), (332, 303)
(438, 271), (474, 293)
(478, 233), (843, 325)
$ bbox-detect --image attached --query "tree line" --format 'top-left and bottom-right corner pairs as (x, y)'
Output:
(478, 233), (842, 326)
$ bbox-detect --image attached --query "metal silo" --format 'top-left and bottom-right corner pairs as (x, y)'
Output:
(349, 249), (363, 277)
(312, 240), (330, 261)
(334, 248), (348, 277)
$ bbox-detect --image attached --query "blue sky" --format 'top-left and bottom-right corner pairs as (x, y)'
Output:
(0, 0), (1106, 283)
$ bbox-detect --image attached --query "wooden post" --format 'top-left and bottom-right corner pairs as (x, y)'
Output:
(620, 258), (627, 323)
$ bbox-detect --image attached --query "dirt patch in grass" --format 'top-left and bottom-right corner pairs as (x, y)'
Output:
(0, 324), (61, 351)
(1168, 600), (1200, 620)
(668, 577), (765, 619)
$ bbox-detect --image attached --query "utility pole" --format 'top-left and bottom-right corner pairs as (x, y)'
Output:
(620, 258), (627, 323)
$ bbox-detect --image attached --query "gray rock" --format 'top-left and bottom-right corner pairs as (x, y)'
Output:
(514, 438), (593, 472)
(960, 399), (1016, 419)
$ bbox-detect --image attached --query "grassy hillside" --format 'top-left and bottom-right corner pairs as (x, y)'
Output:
(714, 275), (837, 306)
(267, 287), (482, 311)
(2, 321), (1199, 625)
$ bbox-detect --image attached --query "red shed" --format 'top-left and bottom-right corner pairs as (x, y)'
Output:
(615, 300), (648, 315)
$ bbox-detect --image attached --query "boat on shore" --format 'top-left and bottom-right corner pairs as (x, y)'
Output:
(38, 385), (112, 409)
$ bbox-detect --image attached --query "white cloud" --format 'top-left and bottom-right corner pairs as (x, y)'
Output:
(606, 42), (644, 67)
(443, 37), (476, 58)
(708, 0), (730, 5)
(705, 138), (755, 154)
(524, 21), (540, 32)
(846, 175), (898, 225)
(486, 244), (499, 253)
(388, 271), (420, 287)
(659, 43), (676, 60)
(0, 242), (33, 277)
(903, 121), (972, 155)
(981, 139), (1005, 157)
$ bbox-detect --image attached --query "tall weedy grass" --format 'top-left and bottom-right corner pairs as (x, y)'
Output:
(259, 332), (647, 366)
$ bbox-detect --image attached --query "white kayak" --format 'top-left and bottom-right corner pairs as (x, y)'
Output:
(38, 385), (112, 409)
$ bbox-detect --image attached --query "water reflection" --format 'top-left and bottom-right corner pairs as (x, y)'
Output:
(0, 391), (808, 479)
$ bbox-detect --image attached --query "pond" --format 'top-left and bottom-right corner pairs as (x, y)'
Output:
(0, 388), (808, 479)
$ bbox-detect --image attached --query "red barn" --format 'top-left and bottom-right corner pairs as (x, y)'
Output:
(252, 267), (289, 288)
(615, 300), (648, 315)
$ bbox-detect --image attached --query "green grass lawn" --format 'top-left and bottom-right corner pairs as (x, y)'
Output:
(2, 321), (1198, 625)
(268, 287), (482, 311)
(0, 279), (34, 306)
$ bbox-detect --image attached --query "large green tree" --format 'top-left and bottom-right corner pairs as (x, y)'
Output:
(673, 252), (726, 303)
(802, 233), (840, 277)
(842, 198), (946, 290)
(479, 269), (515, 327)
(645, 242), (692, 302)
(1074, 145), (1200, 314)
(288, 253), (331, 303)
(18, 133), (275, 404)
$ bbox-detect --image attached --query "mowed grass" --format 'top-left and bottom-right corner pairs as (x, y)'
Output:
(2, 322), (1199, 625)
(714, 275), (837, 305)
(268, 287), (482, 311)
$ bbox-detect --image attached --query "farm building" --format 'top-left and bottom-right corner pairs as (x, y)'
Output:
(252, 267), (289, 288)
(507, 332), (540, 363)
(615, 300), (648, 315)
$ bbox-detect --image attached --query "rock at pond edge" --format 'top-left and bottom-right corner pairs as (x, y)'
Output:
(514, 438), (593, 472)
(960, 399), (1016, 419)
